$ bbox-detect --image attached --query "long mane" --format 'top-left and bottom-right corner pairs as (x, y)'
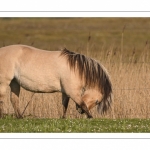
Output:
(60, 48), (113, 114)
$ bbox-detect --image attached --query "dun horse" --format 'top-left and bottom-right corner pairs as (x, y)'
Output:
(0, 45), (112, 118)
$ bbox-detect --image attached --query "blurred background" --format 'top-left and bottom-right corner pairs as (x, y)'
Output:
(1, 17), (150, 119)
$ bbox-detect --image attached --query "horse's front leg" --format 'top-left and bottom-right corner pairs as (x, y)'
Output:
(62, 93), (70, 118)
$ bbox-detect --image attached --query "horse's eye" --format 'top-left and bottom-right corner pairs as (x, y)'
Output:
(95, 100), (99, 105)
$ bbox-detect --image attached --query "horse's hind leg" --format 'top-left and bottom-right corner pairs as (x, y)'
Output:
(62, 93), (69, 118)
(0, 83), (8, 118)
(10, 79), (22, 119)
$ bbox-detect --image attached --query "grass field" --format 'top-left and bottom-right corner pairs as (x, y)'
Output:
(1, 17), (150, 124)
(1, 115), (150, 132)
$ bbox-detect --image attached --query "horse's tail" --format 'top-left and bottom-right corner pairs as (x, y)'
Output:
(97, 69), (113, 115)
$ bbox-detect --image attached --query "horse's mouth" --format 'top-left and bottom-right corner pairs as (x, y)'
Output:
(76, 104), (85, 114)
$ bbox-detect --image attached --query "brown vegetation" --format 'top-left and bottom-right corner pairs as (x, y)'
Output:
(1, 18), (150, 119)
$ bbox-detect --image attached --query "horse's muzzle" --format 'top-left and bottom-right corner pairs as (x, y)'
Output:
(76, 104), (85, 114)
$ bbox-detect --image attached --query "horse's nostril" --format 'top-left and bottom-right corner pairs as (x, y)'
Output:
(77, 107), (85, 114)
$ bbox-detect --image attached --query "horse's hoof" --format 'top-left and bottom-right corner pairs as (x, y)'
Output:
(87, 116), (93, 119)
(61, 116), (66, 119)
(17, 115), (23, 119)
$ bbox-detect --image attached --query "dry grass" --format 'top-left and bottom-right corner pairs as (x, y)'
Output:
(1, 18), (150, 119)
(3, 42), (150, 119)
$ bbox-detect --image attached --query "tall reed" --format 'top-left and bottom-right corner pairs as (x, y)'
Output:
(2, 37), (150, 119)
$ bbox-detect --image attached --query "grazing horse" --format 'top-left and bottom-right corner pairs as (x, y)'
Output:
(0, 45), (112, 118)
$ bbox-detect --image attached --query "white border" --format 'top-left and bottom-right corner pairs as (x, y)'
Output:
(1, 133), (150, 150)
(1, 1), (150, 149)
(0, 11), (150, 17)
(0, 0), (150, 12)
(0, 133), (150, 139)
(1, 137), (150, 150)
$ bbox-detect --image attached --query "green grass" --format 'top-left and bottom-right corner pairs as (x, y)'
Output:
(1, 116), (150, 133)
(1, 18), (150, 131)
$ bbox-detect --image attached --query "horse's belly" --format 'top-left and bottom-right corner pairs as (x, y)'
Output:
(17, 76), (60, 93)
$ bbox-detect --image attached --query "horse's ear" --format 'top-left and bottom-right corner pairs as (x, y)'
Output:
(18, 41), (21, 44)
(31, 42), (34, 46)
(3, 41), (5, 47)
(58, 46), (66, 51)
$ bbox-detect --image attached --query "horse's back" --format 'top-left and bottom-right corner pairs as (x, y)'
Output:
(0, 45), (64, 92)
(0, 44), (82, 94)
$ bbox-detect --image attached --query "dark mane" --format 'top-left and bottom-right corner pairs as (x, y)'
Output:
(60, 48), (113, 114)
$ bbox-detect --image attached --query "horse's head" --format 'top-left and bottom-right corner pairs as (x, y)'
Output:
(77, 87), (112, 117)
(76, 88), (103, 117)
(81, 88), (103, 111)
